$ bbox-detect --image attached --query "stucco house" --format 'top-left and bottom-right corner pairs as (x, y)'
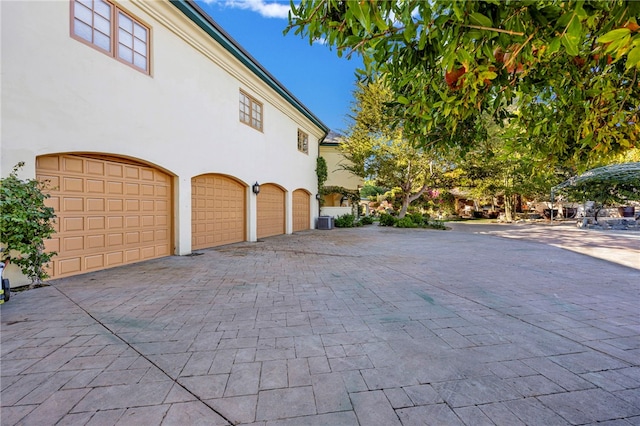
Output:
(319, 131), (364, 218)
(1, 0), (328, 283)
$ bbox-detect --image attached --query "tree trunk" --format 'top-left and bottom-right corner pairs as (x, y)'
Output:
(398, 184), (430, 219)
(504, 194), (514, 222)
(399, 195), (410, 218)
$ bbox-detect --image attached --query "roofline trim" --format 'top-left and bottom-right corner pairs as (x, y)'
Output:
(170, 0), (329, 135)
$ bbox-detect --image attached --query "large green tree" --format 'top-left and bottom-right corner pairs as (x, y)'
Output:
(456, 113), (567, 220)
(287, 1), (639, 166)
(339, 79), (451, 218)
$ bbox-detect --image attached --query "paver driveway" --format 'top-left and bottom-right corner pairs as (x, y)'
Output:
(1, 223), (639, 425)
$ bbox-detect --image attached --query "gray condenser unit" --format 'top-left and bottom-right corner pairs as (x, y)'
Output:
(317, 216), (333, 230)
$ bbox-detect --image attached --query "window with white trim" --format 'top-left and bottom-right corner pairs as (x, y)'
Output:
(71, 0), (150, 74)
(239, 90), (263, 131)
(297, 129), (309, 154)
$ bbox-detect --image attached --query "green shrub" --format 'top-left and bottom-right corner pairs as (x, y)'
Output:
(334, 213), (356, 228)
(395, 217), (417, 228)
(359, 215), (374, 225)
(1, 163), (57, 285)
(378, 213), (396, 226)
(427, 220), (447, 230)
(408, 213), (424, 226)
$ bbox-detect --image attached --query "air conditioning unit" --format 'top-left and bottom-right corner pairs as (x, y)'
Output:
(317, 216), (333, 230)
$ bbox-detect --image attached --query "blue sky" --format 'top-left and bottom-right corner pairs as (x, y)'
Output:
(195, 0), (363, 133)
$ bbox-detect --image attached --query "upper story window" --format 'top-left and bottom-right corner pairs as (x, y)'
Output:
(239, 90), (263, 131)
(297, 129), (309, 154)
(71, 0), (150, 74)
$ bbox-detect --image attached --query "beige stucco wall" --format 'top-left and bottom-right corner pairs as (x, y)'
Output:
(319, 145), (363, 189)
(1, 0), (324, 283)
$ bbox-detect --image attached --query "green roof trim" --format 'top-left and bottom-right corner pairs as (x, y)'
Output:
(170, 0), (329, 136)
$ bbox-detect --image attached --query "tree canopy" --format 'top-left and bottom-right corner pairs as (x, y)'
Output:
(339, 78), (452, 217)
(287, 0), (639, 166)
(454, 111), (564, 220)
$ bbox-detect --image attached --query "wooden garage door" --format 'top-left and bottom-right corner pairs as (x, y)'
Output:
(37, 154), (172, 279)
(257, 184), (285, 239)
(292, 189), (310, 232)
(191, 175), (246, 250)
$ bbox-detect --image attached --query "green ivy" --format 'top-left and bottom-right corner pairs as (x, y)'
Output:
(323, 186), (360, 204)
(316, 156), (328, 193)
(1, 163), (57, 284)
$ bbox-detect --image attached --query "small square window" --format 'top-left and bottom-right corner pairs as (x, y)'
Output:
(239, 90), (263, 131)
(297, 130), (309, 154)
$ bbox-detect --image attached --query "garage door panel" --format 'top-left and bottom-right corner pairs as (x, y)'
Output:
(126, 199), (140, 211)
(126, 183), (140, 195)
(38, 155), (60, 171)
(87, 179), (105, 193)
(191, 175), (246, 250)
(107, 233), (123, 246)
(126, 232), (140, 244)
(126, 216), (140, 228)
(156, 200), (168, 211)
(141, 169), (154, 181)
(87, 160), (105, 175)
(107, 164), (123, 177)
(87, 199), (105, 211)
(87, 235), (105, 249)
(108, 199), (124, 211)
(293, 189), (310, 232)
(141, 246), (155, 259)
(141, 215), (154, 227)
(45, 237), (59, 253)
(125, 166), (139, 179)
(59, 258), (82, 275)
(37, 154), (172, 279)
(257, 184), (285, 239)
(85, 255), (104, 270)
(63, 177), (83, 192)
(108, 216), (124, 229)
(63, 217), (84, 232)
(62, 157), (84, 173)
(106, 252), (123, 266)
(108, 181), (123, 194)
(125, 249), (140, 262)
(63, 198), (84, 212)
(63, 236), (84, 251)
(39, 175), (60, 188)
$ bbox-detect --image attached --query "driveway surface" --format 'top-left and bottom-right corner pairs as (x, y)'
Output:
(1, 222), (639, 425)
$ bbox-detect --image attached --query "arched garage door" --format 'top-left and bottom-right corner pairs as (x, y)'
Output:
(36, 154), (172, 279)
(257, 184), (285, 239)
(292, 189), (311, 232)
(191, 174), (246, 250)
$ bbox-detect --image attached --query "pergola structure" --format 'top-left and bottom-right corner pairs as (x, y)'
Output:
(550, 162), (640, 222)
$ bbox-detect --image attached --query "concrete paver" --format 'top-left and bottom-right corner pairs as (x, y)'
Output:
(1, 222), (639, 425)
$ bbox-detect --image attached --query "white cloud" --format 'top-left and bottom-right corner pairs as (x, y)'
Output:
(202, 0), (291, 19)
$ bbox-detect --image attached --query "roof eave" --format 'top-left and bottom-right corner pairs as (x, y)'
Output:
(170, 0), (329, 137)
